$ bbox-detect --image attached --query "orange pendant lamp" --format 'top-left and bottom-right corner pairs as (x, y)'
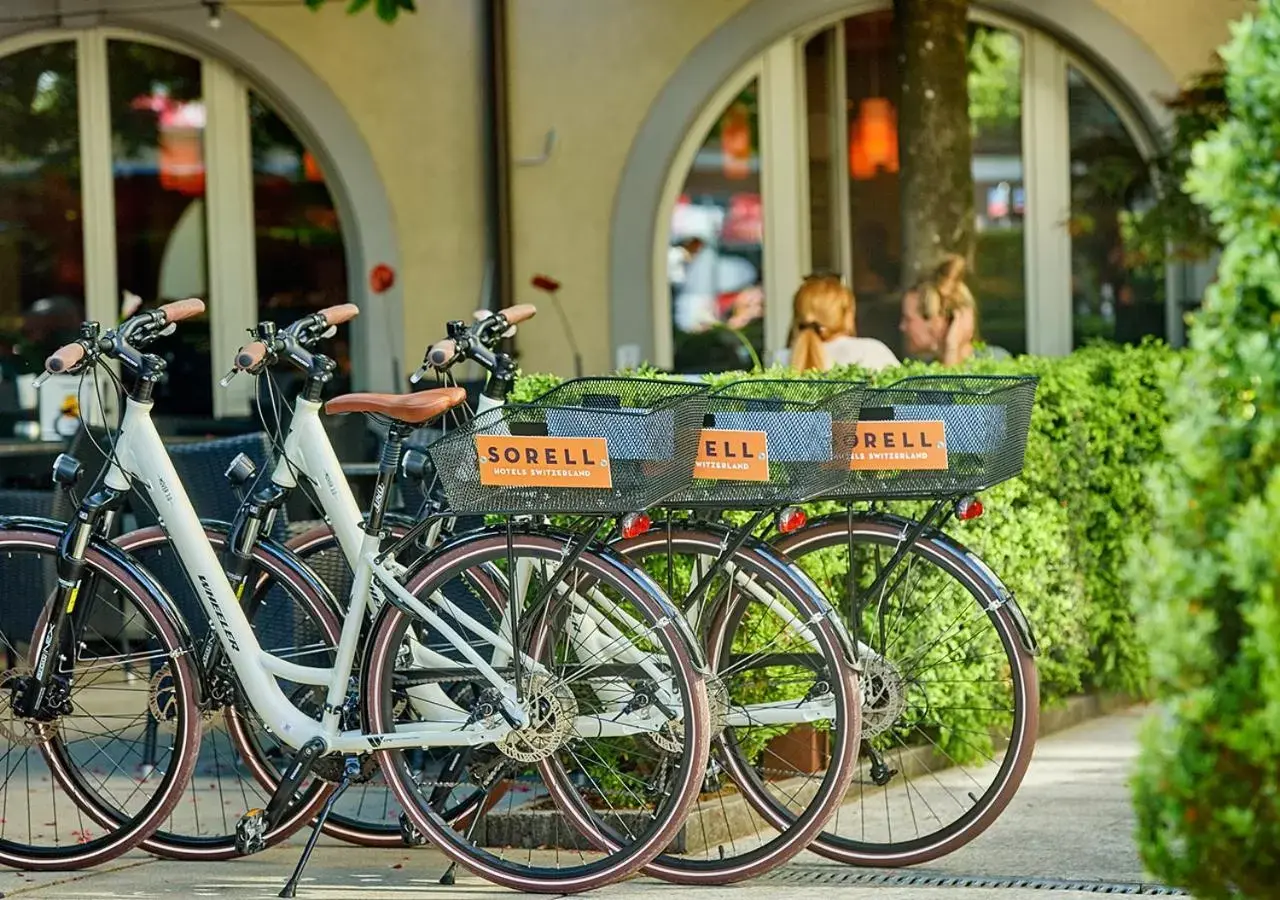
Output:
(721, 101), (752, 181)
(849, 96), (899, 180)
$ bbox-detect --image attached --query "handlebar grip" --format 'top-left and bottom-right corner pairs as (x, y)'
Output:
(236, 341), (270, 373)
(317, 303), (360, 327)
(157, 297), (206, 323)
(46, 342), (86, 375)
(503, 303), (537, 325)
(427, 339), (458, 369)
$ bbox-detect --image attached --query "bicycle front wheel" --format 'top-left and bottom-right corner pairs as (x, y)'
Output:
(776, 514), (1039, 867)
(362, 528), (711, 893)
(0, 525), (202, 869)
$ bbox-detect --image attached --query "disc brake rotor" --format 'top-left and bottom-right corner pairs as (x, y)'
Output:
(497, 675), (578, 763)
(647, 674), (727, 753)
(860, 655), (908, 737)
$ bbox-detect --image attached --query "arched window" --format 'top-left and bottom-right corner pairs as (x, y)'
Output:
(658, 6), (1164, 371)
(0, 29), (349, 420)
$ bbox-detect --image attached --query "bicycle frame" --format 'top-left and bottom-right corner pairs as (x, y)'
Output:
(101, 395), (673, 754)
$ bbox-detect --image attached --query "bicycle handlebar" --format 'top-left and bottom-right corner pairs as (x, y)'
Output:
(45, 342), (87, 375)
(157, 298), (206, 324)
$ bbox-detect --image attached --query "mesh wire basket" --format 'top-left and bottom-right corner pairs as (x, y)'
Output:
(428, 377), (710, 514)
(666, 379), (867, 509)
(823, 374), (1039, 501)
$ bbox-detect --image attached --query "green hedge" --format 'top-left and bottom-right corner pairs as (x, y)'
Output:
(1127, 3), (1280, 894)
(513, 339), (1174, 710)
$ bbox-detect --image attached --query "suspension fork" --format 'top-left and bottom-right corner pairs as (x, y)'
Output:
(16, 485), (129, 717)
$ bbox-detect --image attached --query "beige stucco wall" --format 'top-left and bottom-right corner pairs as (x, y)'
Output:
(239, 1), (487, 375)
(505, 0), (750, 376)
(1098, 0), (1249, 83)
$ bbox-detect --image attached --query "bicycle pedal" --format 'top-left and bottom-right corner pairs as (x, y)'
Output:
(399, 811), (427, 847)
(235, 807), (269, 856)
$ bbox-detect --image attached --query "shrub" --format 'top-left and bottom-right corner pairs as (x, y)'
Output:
(1128, 3), (1280, 894)
(511, 339), (1174, 714)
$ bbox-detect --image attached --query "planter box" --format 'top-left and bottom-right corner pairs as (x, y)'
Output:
(764, 724), (830, 775)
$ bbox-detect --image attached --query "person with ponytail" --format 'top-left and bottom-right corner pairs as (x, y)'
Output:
(782, 274), (898, 372)
(899, 252), (982, 365)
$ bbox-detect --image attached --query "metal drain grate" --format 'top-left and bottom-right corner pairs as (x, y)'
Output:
(763, 867), (1188, 895)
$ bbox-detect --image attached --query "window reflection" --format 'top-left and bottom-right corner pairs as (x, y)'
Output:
(0, 42), (84, 396)
(249, 91), (351, 394)
(834, 13), (1027, 358)
(1068, 67), (1163, 348)
(668, 80), (764, 374)
(108, 40), (209, 417)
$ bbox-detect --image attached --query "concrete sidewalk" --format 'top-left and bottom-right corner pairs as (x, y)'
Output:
(4, 707), (1178, 900)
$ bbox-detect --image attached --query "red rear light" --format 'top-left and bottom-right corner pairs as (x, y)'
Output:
(777, 506), (808, 534)
(956, 497), (984, 521)
(620, 512), (651, 539)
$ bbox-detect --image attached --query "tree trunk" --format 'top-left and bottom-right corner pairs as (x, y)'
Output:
(895, 0), (974, 287)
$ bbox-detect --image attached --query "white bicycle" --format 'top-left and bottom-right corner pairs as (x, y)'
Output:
(0, 299), (712, 893)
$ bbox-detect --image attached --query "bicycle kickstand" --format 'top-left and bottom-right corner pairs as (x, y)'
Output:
(279, 755), (361, 899)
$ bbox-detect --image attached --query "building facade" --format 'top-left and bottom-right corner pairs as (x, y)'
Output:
(0, 0), (1246, 418)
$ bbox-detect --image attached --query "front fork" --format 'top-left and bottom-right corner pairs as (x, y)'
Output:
(197, 482), (292, 691)
(14, 485), (128, 719)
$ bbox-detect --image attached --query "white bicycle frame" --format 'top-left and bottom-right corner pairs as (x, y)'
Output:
(104, 394), (679, 754)
(267, 391), (841, 735)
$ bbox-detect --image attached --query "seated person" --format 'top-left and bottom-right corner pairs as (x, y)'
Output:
(781, 274), (898, 372)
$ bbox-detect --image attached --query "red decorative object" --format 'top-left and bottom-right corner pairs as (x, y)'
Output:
(720, 102), (752, 181)
(531, 274), (561, 292)
(302, 151), (324, 182)
(848, 97), (899, 181)
(369, 263), (395, 294)
(134, 94), (206, 196)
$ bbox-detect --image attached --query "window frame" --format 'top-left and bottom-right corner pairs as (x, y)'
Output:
(653, 3), (1167, 368)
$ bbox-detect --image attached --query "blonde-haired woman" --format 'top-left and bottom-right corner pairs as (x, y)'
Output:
(899, 253), (978, 365)
(783, 274), (899, 372)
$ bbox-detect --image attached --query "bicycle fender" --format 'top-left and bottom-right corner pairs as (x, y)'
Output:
(0, 515), (201, 672)
(116, 520), (345, 628)
(775, 511), (1040, 658)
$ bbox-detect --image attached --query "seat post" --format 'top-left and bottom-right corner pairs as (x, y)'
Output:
(366, 423), (409, 537)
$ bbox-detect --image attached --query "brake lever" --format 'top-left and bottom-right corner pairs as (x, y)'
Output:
(218, 369), (239, 388)
(409, 364), (432, 385)
(33, 371), (52, 389)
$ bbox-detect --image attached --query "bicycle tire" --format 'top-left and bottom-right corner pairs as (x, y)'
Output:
(362, 527), (712, 893)
(0, 524), (202, 870)
(774, 514), (1039, 867)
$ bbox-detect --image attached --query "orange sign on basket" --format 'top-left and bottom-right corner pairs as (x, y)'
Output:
(850, 421), (948, 471)
(694, 429), (769, 481)
(476, 435), (612, 488)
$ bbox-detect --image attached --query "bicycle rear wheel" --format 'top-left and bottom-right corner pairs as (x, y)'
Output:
(362, 528), (711, 893)
(0, 525), (201, 869)
(606, 526), (860, 883)
(775, 515), (1039, 867)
